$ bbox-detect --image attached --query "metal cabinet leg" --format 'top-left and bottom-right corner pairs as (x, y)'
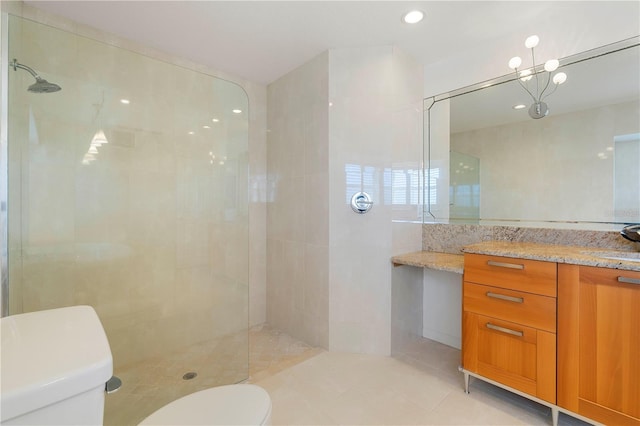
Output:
(463, 371), (470, 394)
(551, 407), (559, 426)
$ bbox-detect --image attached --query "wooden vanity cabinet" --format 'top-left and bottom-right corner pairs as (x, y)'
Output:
(558, 264), (640, 426)
(462, 254), (557, 404)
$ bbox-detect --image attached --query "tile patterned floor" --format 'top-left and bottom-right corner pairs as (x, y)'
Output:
(248, 323), (324, 382)
(104, 330), (248, 426)
(253, 335), (593, 426)
(104, 325), (591, 426)
(104, 323), (319, 426)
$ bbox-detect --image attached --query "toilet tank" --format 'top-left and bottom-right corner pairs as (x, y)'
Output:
(1, 306), (113, 425)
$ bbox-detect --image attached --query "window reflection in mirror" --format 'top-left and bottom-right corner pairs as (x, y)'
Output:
(614, 133), (640, 223)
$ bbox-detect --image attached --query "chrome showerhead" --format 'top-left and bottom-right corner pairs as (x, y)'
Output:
(11, 58), (61, 93)
(28, 77), (62, 93)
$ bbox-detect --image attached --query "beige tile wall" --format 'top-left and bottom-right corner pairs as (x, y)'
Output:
(3, 6), (268, 371)
(267, 46), (423, 355)
(266, 51), (330, 349)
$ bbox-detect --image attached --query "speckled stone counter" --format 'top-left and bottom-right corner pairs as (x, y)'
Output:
(393, 242), (640, 273)
(391, 251), (464, 274)
(463, 241), (640, 272)
(422, 223), (637, 254)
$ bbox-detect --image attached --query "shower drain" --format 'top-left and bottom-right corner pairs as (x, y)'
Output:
(182, 372), (198, 380)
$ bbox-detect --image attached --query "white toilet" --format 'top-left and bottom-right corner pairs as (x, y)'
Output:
(0, 306), (272, 426)
(138, 384), (271, 425)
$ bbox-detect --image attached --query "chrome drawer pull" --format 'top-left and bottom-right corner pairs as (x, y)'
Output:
(618, 276), (640, 285)
(486, 292), (524, 303)
(486, 323), (524, 337)
(486, 260), (524, 270)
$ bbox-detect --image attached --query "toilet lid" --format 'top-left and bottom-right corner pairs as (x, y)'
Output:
(138, 384), (272, 425)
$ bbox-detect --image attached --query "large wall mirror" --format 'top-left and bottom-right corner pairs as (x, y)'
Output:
(424, 37), (640, 230)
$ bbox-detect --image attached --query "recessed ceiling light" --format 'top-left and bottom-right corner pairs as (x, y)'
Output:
(402, 10), (424, 24)
(232, 109), (242, 114)
(188, 131), (195, 135)
(513, 104), (527, 110)
(120, 99), (130, 104)
(212, 118), (220, 122)
(203, 125), (211, 129)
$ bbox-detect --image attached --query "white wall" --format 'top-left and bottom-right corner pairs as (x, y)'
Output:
(422, 269), (461, 349)
(328, 46), (423, 355)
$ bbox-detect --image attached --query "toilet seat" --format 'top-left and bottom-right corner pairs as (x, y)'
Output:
(138, 384), (272, 425)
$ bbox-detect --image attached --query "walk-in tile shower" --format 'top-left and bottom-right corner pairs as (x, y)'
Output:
(2, 14), (249, 425)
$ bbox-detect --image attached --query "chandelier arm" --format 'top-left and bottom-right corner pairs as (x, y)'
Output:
(530, 48), (540, 100)
(541, 82), (559, 101)
(514, 70), (539, 103)
(538, 71), (553, 99)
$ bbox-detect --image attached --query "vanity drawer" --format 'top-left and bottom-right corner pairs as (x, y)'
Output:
(464, 282), (556, 332)
(464, 254), (557, 297)
(463, 312), (556, 403)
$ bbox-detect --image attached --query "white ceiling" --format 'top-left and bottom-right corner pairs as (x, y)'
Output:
(22, 1), (640, 86)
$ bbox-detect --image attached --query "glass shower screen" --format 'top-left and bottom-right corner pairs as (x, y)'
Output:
(5, 14), (249, 425)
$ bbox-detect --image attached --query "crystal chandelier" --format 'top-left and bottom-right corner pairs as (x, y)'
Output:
(508, 35), (567, 119)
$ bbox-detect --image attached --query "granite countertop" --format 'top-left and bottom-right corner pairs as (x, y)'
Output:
(392, 241), (640, 273)
(391, 251), (464, 274)
(462, 241), (640, 272)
